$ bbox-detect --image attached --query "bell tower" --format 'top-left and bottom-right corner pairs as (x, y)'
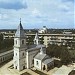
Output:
(34, 33), (39, 45)
(13, 19), (27, 71)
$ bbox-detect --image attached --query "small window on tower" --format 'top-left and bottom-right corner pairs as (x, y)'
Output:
(22, 40), (24, 44)
(16, 53), (17, 56)
(23, 52), (24, 56)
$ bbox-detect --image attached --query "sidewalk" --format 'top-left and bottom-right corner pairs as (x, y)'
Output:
(0, 60), (39, 75)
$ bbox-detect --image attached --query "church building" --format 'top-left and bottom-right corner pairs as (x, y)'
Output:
(13, 20), (54, 71)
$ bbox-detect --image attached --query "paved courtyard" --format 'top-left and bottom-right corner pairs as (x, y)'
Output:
(0, 60), (39, 75)
(0, 60), (57, 75)
(0, 60), (75, 75)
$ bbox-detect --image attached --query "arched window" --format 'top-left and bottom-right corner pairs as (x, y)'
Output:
(16, 40), (17, 44)
(1, 58), (2, 62)
(22, 40), (24, 44)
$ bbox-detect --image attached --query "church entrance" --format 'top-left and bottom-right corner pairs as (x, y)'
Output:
(23, 66), (25, 69)
(16, 66), (17, 69)
(43, 65), (45, 70)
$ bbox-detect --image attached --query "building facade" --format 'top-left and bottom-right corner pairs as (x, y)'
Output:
(0, 50), (13, 64)
(13, 20), (54, 71)
(1, 30), (75, 47)
(13, 21), (27, 70)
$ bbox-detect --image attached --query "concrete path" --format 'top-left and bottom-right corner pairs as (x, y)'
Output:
(1, 60), (74, 75)
(0, 60), (38, 75)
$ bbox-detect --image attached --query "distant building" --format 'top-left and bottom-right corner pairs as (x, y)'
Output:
(53, 65), (73, 75)
(63, 31), (72, 34)
(0, 27), (75, 47)
(13, 20), (54, 71)
(0, 50), (13, 64)
(38, 26), (47, 33)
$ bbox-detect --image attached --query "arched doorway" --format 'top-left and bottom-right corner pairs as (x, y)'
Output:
(43, 65), (45, 70)
(23, 66), (25, 69)
(16, 66), (17, 69)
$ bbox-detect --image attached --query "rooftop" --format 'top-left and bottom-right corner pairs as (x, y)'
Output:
(27, 44), (45, 52)
(15, 19), (25, 38)
(34, 53), (47, 60)
(0, 50), (13, 57)
(43, 58), (53, 64)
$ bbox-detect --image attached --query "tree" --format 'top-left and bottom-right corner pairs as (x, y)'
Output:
(0, 33), (3, 49)
(46, 44), (61, 57)
(0, 33), (14, 53)
(46, 44), (72, 65)
(0, 33), (3, 42)
(60, 48), (71, 65)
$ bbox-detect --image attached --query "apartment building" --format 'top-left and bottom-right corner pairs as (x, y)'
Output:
(0, 30), (75, 47)
(0, 50), (13, 64)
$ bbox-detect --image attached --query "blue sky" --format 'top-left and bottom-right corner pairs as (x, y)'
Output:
(0, 0), (74, 29)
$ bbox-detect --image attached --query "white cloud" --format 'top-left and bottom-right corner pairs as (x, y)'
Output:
(31, 8), (42, 17)
(0, 14), (8, 20)
(0, 0), (74, 29)
(0, 14), (1, 19)
(58, 4), (70, 11)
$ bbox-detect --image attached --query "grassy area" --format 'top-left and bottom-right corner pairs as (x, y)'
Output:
(31, 69), (47, 75)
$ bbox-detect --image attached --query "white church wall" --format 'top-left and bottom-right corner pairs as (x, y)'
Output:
(14, 38), (20, 47)
(26, 52), (29, 69)
(19, 50), (26, 59)
(26, 49), (39, 69)
(34, 58), (42, 70)
(14, 57), (19, 70)
(18, 58), (26, 70)
(14, 47), (26, 71)
(14, 57), (26, 71)
(13, 22), (27, 71)
(14, 48), (19, 59)
(26, 52), (33, 69)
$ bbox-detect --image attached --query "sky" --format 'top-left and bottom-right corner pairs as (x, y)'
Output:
(0, 0), (74, 29)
